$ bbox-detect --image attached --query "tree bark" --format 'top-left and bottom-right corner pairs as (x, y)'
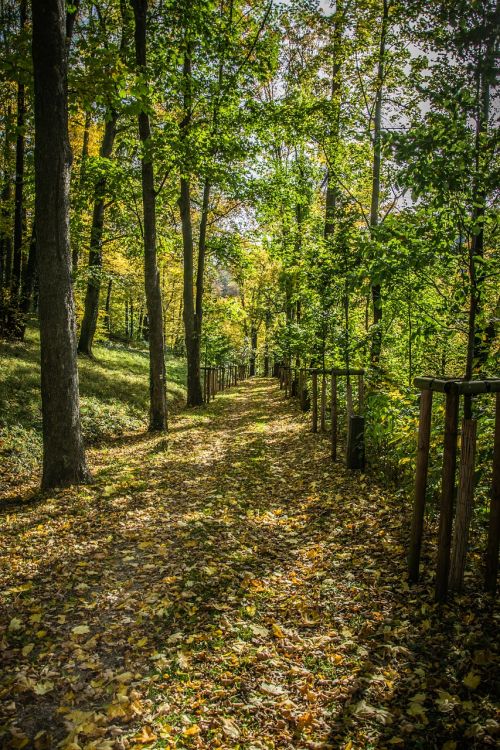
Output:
(369, 0), (389, 366)
(179, 48), (203, 407)
(78, 113), (118, 356)
(72, 110), (91, 273)
(11, 0), (27, 313)
(132, 0), (167, 430)
(323, 0), (344, 239)
(0, 107), (13, 330)
(179, 175), (203, 405)
(250, 324), (257, 376)
(32, 0), (90, 488)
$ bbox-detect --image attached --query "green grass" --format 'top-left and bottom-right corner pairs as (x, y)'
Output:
(0, 325), (186, 483)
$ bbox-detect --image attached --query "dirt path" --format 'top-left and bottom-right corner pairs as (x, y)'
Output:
(0, 379), (498, 749)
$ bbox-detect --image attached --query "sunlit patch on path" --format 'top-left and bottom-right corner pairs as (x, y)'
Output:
(0, 379), (498, 749)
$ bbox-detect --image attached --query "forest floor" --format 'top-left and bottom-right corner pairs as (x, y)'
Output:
(0, 378), (499, 750)
(0, 326), (186, 498)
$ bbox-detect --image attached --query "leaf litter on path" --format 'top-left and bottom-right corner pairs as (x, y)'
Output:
(0, 379), (498, 749)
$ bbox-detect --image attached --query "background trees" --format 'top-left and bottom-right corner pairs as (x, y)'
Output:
(0, 0), (497, 489)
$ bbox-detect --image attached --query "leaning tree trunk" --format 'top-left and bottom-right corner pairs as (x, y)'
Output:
(78, 113), (118, 356)
(132, 0), (167, 430)
(32, 0), (90, 489)
(369, 0), (388, 366)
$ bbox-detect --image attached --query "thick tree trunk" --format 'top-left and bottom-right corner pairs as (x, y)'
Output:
(32, 0), (90, 488)
(78, 113), (118, 356)
(132, 0), (167, 430)
(369, 0), (388, 366)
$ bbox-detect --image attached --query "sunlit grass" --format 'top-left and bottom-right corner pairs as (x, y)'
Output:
(0, 325), (186, 484)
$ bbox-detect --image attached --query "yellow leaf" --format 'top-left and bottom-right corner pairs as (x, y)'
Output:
(442, 742), (457, 750)
(33, 681), (54, 695)
(296, 711), (313, 730)
(272, 622), (285, 638)
(462, 671), (480, 690)
(29, 613), (42, 623)
(22, 643), (35, 656)
(9, 617), (23, 632)
(136, 637), (148, 648)
(183, 725), (200, 737)
(134, 726), (157, 744)
(72, 625), (90, 635)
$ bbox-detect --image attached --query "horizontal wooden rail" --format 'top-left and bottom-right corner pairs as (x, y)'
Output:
(414, 377), (500, 395)
(308, 367), (365, 376)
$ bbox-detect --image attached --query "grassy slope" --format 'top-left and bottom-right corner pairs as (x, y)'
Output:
(0, 326), (186, 493)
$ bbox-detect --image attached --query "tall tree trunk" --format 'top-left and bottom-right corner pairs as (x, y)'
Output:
(32, 0), (90, 488)
(11, 0), (27, 314)
(180, 175), (203, 405)
(250, 325), (257, 376)
(72, 110), (91, 273)
(179, 48), (203, 407)
(19, 223), (37, 329)
(104, 277), (112, 331)
(78, 113), (118, 356)
(323, 0), (344, 239)
(0, 107), (13, 330)
(132, 0), (168, 430)
(369, 0), (389, 366)
(464, 39), (493, 409)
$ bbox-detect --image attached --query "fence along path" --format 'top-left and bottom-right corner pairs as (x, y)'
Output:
(1, 376), (499, 745)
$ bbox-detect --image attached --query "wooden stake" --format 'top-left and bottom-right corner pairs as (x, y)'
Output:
(320, 374), (327, 432)
(485, 392), (500, 594)
(312, 370), (318, 433)
(450, 418), (477, 592)
(346, 416), (365, 470)
(435, 385), (459, 603)
(331, 373), (338, 460)
(358, 373), (364, 412)
(408, 389), (433, 583)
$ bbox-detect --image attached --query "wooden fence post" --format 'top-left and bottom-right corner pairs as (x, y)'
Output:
(346, 415), (365, 470)
(485, 392), (500, 594)
(312, 370), (318, 433)
(435, 385), (459, 603)
(408, 389), (433, 583)
(320, 373), (327, 432)
(300, 368), (308, 411)
(449, 418), (478, 591)
(331, 373), (338, 460)
(358, 373), (364, 413)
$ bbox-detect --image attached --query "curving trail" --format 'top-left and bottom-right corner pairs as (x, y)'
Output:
(0, 379), (498, 749)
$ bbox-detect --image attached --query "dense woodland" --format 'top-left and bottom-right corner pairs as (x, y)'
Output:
(0, 0), (497, 487)
(0, 0), (499, 747)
